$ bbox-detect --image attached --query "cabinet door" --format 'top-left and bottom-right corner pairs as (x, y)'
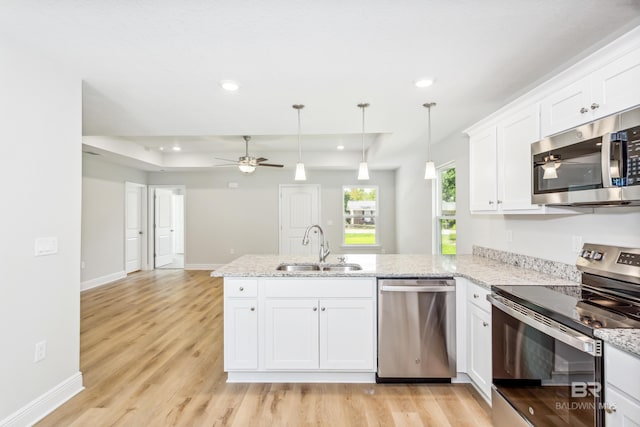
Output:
(497, 104), (543, 211)
(467, 303), (492, 399)
(264, 299), (319, 370)
(591, 47), (640, 119)
(319, 299), (375, 370)
(605, 386), (640, 426)
(540, 76), (591, 136)
(224, 299), (258, 370)
(469, 126), (498, 212)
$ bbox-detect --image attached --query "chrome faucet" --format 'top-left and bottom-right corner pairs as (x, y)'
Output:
(302, 224), (330, 263)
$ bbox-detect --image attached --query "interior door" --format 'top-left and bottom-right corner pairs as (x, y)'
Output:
(154, 188), (174, 267)
(125, 182), (144, 273)
(279, 184), (320, 255)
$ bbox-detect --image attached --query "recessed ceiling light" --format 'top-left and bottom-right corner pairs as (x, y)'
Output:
(172, 145), (181, 152)
(159, 146), (165, 151)
(337, 145), (345, 150)
(220, 80), (240, 91)
(414, 78), (434, 88)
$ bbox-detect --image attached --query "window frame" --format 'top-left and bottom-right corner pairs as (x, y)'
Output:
(342, 185), (380, 247)
(434, 162), (456, 255)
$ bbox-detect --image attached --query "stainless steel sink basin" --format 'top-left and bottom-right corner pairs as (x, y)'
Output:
(275, 263), (362, 272)
(276, 263), (320, 271)
(320, 263), (363, 272)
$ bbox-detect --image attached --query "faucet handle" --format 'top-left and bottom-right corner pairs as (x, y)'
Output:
(337, 256), (346, 264)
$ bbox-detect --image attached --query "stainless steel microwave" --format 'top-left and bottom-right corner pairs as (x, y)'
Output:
(531, 106), (640, 206)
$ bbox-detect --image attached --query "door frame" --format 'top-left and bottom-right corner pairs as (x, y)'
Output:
(147, 184), (186, 269)
(124, 181), (148, 272)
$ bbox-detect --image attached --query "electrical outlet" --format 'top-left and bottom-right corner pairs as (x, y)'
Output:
(34, 341), (46, 363)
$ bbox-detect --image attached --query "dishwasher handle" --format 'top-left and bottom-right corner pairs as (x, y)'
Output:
(380, 285), (455, 293)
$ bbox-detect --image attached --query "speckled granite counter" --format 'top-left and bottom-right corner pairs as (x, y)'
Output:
(210, 253), (578, 289)
(595, 329), (640, 357)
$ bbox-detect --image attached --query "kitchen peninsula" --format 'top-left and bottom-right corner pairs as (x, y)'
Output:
(211, 251), (580, 387)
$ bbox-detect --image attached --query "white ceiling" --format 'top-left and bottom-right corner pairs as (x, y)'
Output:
(2, 1), (640, 171)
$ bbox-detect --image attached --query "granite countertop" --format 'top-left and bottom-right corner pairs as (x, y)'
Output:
(210, 253), (578, 289)
(595, 329), (640, 358)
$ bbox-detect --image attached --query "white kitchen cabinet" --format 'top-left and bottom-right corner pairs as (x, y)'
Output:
(469, 125), (498, 212)
(541, 46), (640, 136)
(466, 282), (492, 401)
(469, 104), (546, 214)
(264, 299), (319, 370)
(604, 344), (640, 425)
(224, 298), (258, 370)
(319, 299), (375, 370)
(264, 297), (375, 371)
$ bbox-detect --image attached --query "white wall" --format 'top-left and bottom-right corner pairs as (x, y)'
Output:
(395, 132), (473, 255)
(148, 168), (396, 265)
(0, 38), (83, 423)
(81, 154), (147, 286)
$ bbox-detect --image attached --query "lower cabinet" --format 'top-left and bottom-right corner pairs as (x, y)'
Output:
(604, 344), (640, 425)
(467, 303), (492, 398)
(224, 276), (376, 380)
(224, 298), (258, 370)
(466, 281), (492, 402)
(264, 298), (374, 370)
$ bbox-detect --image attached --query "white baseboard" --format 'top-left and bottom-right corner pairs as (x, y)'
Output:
(185, 264), (224, 270)
(0, 372), (84, 427)
(81, 271), (126, 291)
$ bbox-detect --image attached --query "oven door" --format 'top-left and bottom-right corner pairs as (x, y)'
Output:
(489, 295), (603, 427)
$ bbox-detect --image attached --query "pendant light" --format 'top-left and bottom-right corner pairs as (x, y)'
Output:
(357, 103), (370, 180)
(423, 102), (437, 180)
(292, 104), (306, 181)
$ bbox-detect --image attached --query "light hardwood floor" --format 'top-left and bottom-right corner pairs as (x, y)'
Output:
(38, 270), (492, 427)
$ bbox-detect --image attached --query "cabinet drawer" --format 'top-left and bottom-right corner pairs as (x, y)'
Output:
(265, 278), (375, 298)
(606, 344), (640, 402)
(224, 278), (258, 297)
(467, 283), (491, 312)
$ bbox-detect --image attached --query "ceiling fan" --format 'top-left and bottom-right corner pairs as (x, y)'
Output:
(214, 135), (284, 174)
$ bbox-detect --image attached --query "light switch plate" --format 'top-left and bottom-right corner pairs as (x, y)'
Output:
(35, 237), (58, 256)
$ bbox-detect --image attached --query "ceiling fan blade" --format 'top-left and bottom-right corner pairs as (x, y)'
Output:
(214, 157), (241, 163)
(213, 163), (240, 167)
(255, 157), (268, 163)
(257, 163), (284, 168)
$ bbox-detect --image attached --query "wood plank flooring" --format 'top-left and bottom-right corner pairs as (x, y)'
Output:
(38, 270), (492, 426)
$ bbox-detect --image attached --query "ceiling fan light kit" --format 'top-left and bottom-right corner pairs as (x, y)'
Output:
(293, 104), (307, 181)
(213, 135), (284, 174)
(357, 102), (370, 181)
(423, 102), (437, 180)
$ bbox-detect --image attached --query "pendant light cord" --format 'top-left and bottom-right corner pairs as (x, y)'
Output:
(297, 108), (302, 162)
(358, 103), (369, 162)
(423, 102), (436, 160)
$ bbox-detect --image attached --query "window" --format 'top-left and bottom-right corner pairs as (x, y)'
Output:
(436, 164), (456, 254)
(343, 186), (378, 245)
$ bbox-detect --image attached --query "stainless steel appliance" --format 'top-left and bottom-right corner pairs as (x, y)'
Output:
(377, 278), (456, 381)
(490, 243), (640, 427)
(531, 106), (640, 206)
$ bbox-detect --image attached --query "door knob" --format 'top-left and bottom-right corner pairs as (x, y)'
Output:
(580, 107), (589, 114)
(590, 103), (600, 110)
(138, 231), (143, 235)
(321, 307), (326, 311)
(488, 200), (494, 205)
(313, 307), (318, 311)
(482, 322), (489, 327)
(250, 307), (255, 312)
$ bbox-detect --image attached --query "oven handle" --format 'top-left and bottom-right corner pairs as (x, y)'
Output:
(380, 285), (455, 293)
(488, 294), (602, 357)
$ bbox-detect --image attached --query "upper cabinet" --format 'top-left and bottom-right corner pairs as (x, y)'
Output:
(470, 104), (543, 213)
(541, 46), (640, 136)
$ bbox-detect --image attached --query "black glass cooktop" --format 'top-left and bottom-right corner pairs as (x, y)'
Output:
(492, 284), (640, 336)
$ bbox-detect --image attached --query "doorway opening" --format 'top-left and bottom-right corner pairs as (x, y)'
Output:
(149, 185), (186, 269)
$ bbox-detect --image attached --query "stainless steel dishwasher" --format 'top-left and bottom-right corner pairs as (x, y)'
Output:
(377, 278), (456, 382)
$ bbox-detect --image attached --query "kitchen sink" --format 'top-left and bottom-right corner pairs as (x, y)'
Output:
(275, 263), (362, 272)
(320, 263), (363, 272)
(276, 263), (320, 271)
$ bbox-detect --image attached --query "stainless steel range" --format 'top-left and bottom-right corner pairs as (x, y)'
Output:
(489, 243), (640, 427)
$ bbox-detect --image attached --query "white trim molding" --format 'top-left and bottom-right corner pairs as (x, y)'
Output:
(185, 264), (224, 270)
(0, 372), (84, 427)
(81, 271), (126, 291)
